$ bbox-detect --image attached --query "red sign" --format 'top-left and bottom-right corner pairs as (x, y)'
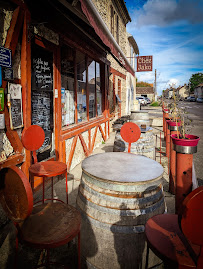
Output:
(137, 56), (153, 72)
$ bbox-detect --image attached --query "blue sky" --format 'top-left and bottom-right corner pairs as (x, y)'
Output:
(125, 0), (203, 95)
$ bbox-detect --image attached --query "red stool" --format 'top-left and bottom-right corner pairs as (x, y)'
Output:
(145, 186), (203, 268)
(0, 166), (81, 268)
(21, 125), (68, 203)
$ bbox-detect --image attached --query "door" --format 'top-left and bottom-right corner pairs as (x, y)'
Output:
(31, 42), (54, 161)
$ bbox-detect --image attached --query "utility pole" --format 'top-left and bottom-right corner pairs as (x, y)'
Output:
(154, 69), (157, 101)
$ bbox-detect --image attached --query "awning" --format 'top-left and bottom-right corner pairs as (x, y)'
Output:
(80, 0), (135, 76)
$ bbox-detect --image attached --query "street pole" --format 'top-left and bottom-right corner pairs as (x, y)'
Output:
(154, 69), (157, 101)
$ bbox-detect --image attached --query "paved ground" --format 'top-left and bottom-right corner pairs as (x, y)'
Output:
(0, 103), (202, 268)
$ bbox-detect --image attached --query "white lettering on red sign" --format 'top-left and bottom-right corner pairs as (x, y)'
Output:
(137, 56), (153, 72)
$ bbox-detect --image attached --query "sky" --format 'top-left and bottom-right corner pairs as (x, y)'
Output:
(125, 0), (203, 95)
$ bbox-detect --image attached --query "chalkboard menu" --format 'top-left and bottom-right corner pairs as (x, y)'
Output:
(32, 45), (53, 92)
(3, 68), (13, 81)
(8, 83), (23, 129)
(31, 91), (52, 152)
(31, 45), (53, 154)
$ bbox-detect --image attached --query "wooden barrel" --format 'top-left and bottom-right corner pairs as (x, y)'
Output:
(130, 110), (150, 127)
(113, 127), (155, 159)
(77, 152), (165, 269)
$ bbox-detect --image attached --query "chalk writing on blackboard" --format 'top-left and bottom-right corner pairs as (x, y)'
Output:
(32, 46), (53, 92)
(8, 83), (23, 129)
(31, 91), (51, 152)
(3, 68), (13, 80)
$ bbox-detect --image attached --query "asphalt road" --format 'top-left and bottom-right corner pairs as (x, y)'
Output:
(175, 101), (203, 185)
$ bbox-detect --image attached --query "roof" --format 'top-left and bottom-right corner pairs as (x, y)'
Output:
(127, 34), (139, 55)
(136, 87), (154, 94)
(196, 83), (203, 87)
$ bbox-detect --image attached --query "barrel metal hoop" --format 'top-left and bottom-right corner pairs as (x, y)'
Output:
(82, 172), (164, 193)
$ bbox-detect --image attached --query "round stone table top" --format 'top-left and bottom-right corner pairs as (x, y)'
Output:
(82, 152), (163, 183)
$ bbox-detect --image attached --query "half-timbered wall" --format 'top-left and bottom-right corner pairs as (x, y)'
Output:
(0, 1), (111, 188)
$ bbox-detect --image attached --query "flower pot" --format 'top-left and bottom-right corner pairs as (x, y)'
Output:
(171, 134), (200, 154)
(166, 120), (181, 131)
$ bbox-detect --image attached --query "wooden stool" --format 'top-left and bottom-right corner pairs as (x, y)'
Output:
(21, 125), (68, 203)
(0, 166), (81, 268)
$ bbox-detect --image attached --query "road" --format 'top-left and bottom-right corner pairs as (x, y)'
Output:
(176, 101), (203, 185)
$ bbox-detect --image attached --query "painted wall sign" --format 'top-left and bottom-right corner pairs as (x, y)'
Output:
(8, 83), (23, 129)
(0, 46), (12, 68)
(3, 67), (13, 81)
(137, 56), (153, 72)
(0, 88), (4, 111)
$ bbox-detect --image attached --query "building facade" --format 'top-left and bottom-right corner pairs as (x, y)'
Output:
(0, 0), (137, 188)
(136, 87), (155, 102)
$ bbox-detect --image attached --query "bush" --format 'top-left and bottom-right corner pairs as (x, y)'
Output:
(150, 101), (160, 107)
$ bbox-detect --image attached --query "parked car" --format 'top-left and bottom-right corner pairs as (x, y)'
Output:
(196, 97), (203, 103)
(186, 96), (196, 102)
(136, 96), (147, 105)
(144, 97), (151, 104)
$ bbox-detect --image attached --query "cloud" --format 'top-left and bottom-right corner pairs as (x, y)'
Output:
(134, 0), (203, 27)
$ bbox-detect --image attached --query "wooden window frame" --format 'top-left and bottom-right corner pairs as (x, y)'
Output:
(110, 5), (114, 37)
(116, 15), (119, 44)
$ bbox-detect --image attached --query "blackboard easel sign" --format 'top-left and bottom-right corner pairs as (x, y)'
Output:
(8, 83), (23, 130)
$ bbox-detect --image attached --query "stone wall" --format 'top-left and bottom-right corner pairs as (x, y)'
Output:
(92, 0), (127, 54)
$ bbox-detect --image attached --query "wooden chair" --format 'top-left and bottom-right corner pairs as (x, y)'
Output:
(21, 125), (68, 203)
(145, 186), (203, 269)
(0, 166), (81, 268)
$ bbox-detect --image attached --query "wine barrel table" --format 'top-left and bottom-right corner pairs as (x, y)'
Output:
(130, 110), (150, 127)
(77, 152), (165, 269)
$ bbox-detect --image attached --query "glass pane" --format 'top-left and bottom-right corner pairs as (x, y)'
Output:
(88, 59), (96, 119)
(76, 51), (87, 122)
(96, 62), (102, 115)
(61, 46), (75, 127)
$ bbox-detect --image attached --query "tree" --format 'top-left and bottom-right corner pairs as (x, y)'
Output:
(189, 73), (203, 92)
(136, 81), (152, 87)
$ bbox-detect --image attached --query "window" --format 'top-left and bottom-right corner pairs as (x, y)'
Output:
(61, 46), (103, 126)
(88, 59), (102, 119)
(118, 79), (121, 117)
(88, 59), (96, 119)
(76, 51), (87, 122)
(116, 15), (119, 44)
(110, 5), (114, 36)
(96, 62), (102, 116)
(61, 45), (75, 127)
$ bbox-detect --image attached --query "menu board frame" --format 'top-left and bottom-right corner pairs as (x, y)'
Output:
(8, 83), (23, 130)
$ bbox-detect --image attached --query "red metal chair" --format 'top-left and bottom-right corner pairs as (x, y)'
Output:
(145, 186), (203, 269)
(120, 122), (141, 153)
(21, 125), (68, 203)
(0, 166), (81, 268)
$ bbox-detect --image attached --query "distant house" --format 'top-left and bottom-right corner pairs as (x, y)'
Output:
(194, 83), (203, 98)
(136, 87), (154, 101)
(178, 84), (190, 99)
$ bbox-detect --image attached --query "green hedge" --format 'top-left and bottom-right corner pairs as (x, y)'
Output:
(150, 101), (160, 107)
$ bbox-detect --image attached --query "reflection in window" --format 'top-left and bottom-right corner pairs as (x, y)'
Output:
(88, 59), (96, 119)
(96, 62), (102, 115)
(77, 51), (87, 122)
(61, 46), (75, 127)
